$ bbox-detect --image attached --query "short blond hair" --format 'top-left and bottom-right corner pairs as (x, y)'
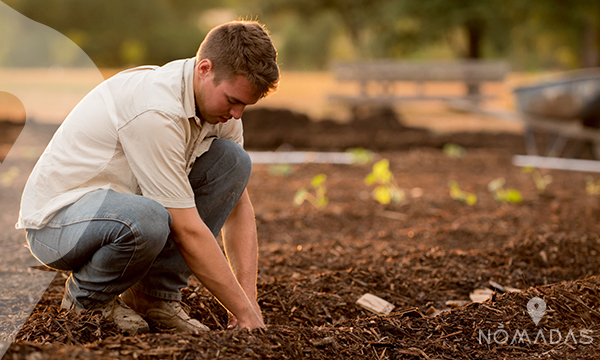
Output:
(197, 20), (279, 98)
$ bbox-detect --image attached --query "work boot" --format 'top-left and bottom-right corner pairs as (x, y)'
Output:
(61, 291), (150, 335)
(121, 288), (209, 333)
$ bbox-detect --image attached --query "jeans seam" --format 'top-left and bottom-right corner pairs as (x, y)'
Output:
(47, 213), (143, 228)
(101, 218), (143, 295)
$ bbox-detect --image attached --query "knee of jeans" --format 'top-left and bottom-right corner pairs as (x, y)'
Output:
(213, 139), (252, 181)
(129, 199), (171, 249)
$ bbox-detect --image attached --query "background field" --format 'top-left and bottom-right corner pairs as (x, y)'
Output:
(0, 68), (535, 130)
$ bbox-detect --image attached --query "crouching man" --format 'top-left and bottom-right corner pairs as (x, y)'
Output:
(17, 20), (279, 334)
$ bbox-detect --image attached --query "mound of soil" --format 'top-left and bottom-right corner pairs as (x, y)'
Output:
(241, 108), (526, 153)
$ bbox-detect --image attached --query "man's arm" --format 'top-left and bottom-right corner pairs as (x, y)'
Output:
(222, 189), (258, 299)
(222, 189), (262, 326)
(166, 206), (264, 329)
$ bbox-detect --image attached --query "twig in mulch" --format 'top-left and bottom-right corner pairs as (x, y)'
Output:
(50, 317), (81, 345)
(204, 306), (224, 330)
(397, 347), (431, 360)
(438, 330), (462, 339)
(275, 291), (287, 313)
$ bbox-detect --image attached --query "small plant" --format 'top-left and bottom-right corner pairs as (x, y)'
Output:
(521, 166), (552, 193)
(443, 143), (467, 158)
(0, 166), (20, 187)
(268, 163), (293, 176)
(293, 173), (328, 209)
(487, 177), (522, 203)
(364, 159), (405, 205)
(585, 176), (600, 195)
(346, 147), (374, 165)
(449, 181), (477, 206)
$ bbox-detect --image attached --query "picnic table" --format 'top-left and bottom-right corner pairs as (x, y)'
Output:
(328, 60), (510, 112)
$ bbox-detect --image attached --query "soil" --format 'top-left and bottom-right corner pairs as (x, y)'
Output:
(2, 109), (600, 359)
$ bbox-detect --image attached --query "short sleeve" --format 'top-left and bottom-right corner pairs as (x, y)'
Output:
(119, 111), (196, 208)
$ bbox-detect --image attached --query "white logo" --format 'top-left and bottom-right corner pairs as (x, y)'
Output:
(527, 297), (546, 326)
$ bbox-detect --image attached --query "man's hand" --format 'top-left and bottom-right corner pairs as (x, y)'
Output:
(233, 303), (264, 329)
(228, 301), (263, 329)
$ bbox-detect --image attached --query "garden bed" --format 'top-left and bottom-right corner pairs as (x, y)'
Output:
(2, 110), (600, 359)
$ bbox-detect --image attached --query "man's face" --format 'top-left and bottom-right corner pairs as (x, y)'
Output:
(194, 59), (261, 125)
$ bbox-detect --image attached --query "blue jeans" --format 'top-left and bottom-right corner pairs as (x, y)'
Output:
(26, 139), (252, 308)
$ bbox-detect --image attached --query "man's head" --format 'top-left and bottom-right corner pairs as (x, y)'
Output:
(193, 20), (279, 125)
(196, 20), (279, 99)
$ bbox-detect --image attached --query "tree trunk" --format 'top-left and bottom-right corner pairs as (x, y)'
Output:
(465, 19), (484, 59)
(581, 16), (599, 68)
(465, 19), (485, 96)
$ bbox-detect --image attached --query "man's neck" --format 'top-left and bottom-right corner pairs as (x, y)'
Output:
(195, 105), (206, 126)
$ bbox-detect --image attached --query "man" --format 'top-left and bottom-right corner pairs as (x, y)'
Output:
(17, 20), (279, 334)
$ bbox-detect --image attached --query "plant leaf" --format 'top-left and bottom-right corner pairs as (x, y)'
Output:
(506, 189), (522, 203)
(373, 186), (392, 205)
(293, 189), (308, 206)
(466, 193), (477, 206)
(311, 173), (327, 188)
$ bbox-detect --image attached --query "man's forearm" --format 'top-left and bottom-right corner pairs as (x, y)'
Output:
(223, 189), (259, 300)
(167, 207), (263, 328)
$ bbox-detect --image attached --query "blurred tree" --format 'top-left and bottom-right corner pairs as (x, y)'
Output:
(524, 0), (600, 68)
(257, 0), (513, 67)
(401, 0), (518, 60)
(258, 0), (412, 60)
(4, 0), (598, 70)
(2, 0), (213, 67)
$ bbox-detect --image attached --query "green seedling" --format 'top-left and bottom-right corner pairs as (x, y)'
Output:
(487, 177), (522, 204)
(449, 181), (477, 206)
(293, 173), (328, 209)
(346, 147), (374, 165)
(0, 166), (20, 187)
(364, 159), (405, 205)
(521, 166), (552, 193)
(443, 143), (467, 158)
(268, 163), (293, 176)
(585, 176), (600, 195)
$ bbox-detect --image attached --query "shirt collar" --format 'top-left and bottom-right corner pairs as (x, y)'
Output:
(182, 58), (201, 126)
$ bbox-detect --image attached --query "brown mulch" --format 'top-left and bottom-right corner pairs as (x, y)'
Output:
(6, 277), (600, 359)
(3, 109), (600, 359)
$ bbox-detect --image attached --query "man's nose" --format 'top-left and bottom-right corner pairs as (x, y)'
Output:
(229, 104), (245, 119)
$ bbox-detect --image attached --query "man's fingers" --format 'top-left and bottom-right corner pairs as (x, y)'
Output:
(227, 313), (238, 329)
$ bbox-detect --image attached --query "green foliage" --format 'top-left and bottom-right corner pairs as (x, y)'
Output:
(487, 178), (522, 204)
(449, 181), (477, 206)
(345, 147), (374, 165)
(442, 143), (467, 158)
(268, 163), (293, 176)
(5, 0), (599, 69)
(364, 159), (405, 205)
(2, 0), (210, 67)
(293, 173), (328, 209)
(521, 166), (552, 193)
(277, 11), (337, 70)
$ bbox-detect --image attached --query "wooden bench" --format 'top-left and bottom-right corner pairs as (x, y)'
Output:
(328, 60), (510, 110)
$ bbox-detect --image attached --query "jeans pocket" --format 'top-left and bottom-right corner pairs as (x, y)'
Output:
(27, 230), (71, 270)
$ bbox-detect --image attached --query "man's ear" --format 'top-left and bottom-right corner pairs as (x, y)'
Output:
(196, 59), (213, 78)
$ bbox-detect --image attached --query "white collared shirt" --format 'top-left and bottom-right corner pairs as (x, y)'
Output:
(17, 58), (244, 229)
